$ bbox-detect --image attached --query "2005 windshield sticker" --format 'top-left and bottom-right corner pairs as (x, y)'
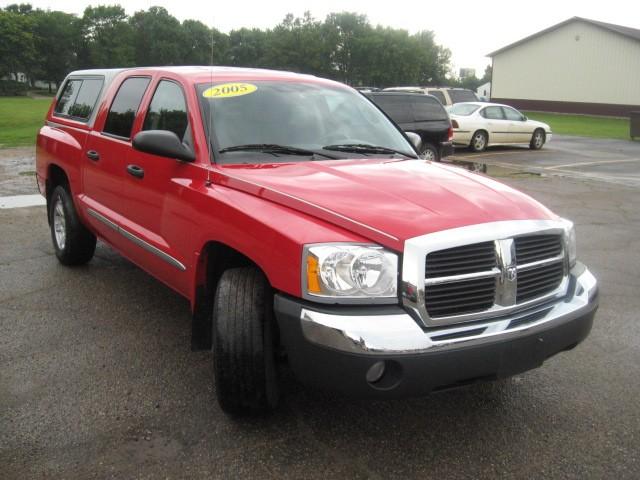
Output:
(203, 83), (257, 99)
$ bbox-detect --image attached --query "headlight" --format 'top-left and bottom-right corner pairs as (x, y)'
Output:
(561, 219), (577, 268)
(303, 244), (398, 303)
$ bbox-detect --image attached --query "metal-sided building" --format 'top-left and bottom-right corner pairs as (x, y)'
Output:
(488, 17), (640, 116)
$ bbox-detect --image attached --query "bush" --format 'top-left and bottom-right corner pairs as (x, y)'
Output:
(0, 80), (28, 96)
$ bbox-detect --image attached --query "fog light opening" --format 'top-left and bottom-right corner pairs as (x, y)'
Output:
(366, 360), (403, 390)
(366, 361), (386, 384)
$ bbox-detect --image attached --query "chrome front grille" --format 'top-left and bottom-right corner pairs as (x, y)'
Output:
(515, 234), (563, 264)
(403, 221), (571, 327)
(425, 243), (496, 317)
(425, 241), (496, 277)
(425, 276), (496, 317)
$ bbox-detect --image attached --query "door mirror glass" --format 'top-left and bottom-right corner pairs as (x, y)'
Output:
(132, 130), (195, 162)
(405, 131), (422, 151)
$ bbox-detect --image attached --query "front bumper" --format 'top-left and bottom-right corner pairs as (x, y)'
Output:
(274, 264), (598, 398)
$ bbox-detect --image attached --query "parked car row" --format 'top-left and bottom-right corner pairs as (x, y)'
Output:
(448, 102), (552, 152)
(366, 92), (453, 161)
(381, 86), (479, 107)
(365, 87), (552, 156)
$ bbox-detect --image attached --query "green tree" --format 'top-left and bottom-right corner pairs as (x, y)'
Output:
(130, 7), (183, 66)
(0, 9), (35, 80)
(32, 10), (80, 90)
(80, 5), (134, 68)
(180, 20), (228, 65)
(323, 12), (370, 84)
(265, 12), (332, 76)
(227, 28), (269, 67)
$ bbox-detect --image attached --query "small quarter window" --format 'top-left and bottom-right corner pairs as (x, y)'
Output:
(143, 80), (189, 141)
(54, 80), (82, 117)
(54, 78), (104, 120)
(103, 77), (151, 139)
(68, 79), (103, 119)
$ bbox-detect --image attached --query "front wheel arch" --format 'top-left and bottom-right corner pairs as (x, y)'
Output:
(191, 241), (274, 351)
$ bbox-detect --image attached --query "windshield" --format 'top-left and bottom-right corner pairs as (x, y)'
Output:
(449, 103), (480, 116)
(197, 81), (416, 163)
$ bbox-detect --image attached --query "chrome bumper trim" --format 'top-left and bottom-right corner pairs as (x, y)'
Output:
(300, 266), (597, 355)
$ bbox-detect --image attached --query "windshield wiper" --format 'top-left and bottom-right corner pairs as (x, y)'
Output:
(322, 143), (415, 158)
(219, 144), (337, 159)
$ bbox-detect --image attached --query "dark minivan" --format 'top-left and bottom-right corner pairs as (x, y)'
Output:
(366, 92), (453, 161)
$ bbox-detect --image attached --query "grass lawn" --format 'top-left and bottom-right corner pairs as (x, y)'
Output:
(0, 96), (52, 148)
(523, 111), (631, 140)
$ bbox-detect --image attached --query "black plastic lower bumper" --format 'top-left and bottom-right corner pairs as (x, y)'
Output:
(274, 292), (597, 399)
(439, 141), (454, 159)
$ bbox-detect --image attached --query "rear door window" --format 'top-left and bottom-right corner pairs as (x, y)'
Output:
(142, 80), (190, 142)
(371, 95), (413, 124)
(412, 96), (448, 121)
(427, 90), (446, 105)
(103, 77), (151, 139)
(54, 78), (104, 121)
(447, 89), (479, 104)
(481, 106), (505, 120)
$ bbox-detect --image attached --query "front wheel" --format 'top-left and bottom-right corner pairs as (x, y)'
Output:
(213, 267), (279, 415)
(49, 185), (96, 265)
(530, 129), (546, 150)
(470, 131), (488, 152)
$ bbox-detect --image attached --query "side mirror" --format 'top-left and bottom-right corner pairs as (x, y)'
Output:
(522, 115), (528, 122)
(132, 130), (195, 162)
(405, 131), (422, 152)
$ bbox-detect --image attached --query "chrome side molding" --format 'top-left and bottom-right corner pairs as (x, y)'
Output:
(87, 208), (186, 271)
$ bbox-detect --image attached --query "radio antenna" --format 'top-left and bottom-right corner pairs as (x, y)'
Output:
(205, 17), (214, 187)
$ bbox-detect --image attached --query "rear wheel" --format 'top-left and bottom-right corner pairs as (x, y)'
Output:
(421, 143), (439, 162)
(213, 266), (279, 415)
(49, 185), (96, 265)
(530, 129), (545, 150)
(470, 130), (488, 152)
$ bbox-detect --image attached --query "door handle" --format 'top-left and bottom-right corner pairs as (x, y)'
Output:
(86, 150), (100, 161)
(126, 164), (144, 179)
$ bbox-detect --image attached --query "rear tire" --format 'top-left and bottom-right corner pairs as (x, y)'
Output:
(421, 143), (439, 162)
(530, 129), (545, 150)
(470, 130), (488, 152)
(49, 185), (96, 266)
(213, 266), (279, 415)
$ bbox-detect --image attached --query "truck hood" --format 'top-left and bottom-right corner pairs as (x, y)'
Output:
(215, 159), (556, 251)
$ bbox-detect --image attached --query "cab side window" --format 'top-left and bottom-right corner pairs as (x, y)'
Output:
(103, 77), (151, 139)
(142, 80), (189, 142)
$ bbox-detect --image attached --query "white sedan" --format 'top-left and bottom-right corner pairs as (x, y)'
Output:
(449, 102), (552, 152)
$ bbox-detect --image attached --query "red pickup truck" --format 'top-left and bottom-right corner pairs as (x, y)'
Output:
(36, 67), (598, 415)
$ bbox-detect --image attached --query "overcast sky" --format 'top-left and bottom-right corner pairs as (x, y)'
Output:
(4, 0), (639, 75)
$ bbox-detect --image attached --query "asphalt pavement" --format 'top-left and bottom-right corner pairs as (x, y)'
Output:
(450, 135), (640, 187)
(1, 140), (639, 478)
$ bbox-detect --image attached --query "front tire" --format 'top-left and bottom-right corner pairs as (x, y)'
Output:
(470, 130), (488, 152)
(530, 129), (545, 150)
(49, 185), (96, 266)
(213, 267), (279, 415)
